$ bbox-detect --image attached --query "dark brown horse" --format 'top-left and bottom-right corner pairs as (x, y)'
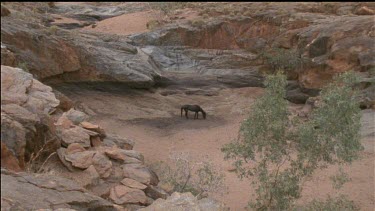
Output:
(181, 105), (206, 119)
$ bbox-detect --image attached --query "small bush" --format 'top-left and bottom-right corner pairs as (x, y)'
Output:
(146, 20), (161, 30)
(190, 19), (205, 27)
(48, 25), (58, 35)
(149, 151), (227, 198)
(260, 48), (307, 73)
(17, 62), (29, 73)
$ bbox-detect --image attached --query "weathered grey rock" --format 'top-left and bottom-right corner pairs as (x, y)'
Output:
(58, 126), (91, 148)
(80, 121), (106, 138)
(91, 136), (102, 147)
(77, 165), (100, 188)
(57, 148), (75, 172)
(121, 178), (147, 190)
(66, 143), (85, 155)
(103, 134), (135, 150)
(64, 109), (88, 125)
(138, 192), (229, 211)
(65, 151), (96, 169)
(92, 152), (112, 178)
(122, 164), (159, 186)
(1, 170), (116, 210)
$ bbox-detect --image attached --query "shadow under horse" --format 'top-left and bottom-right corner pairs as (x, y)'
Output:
(181, 105), (206, 119)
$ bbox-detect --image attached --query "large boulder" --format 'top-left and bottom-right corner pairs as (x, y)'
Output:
(58, 126), (91, 148)
(1, 169), (116, 210)
(1, 65), (60, 170)
(138, 192), (229, 211)
(103, 134), (135, 150)
(64, 151), (96, 169)
(1, 10), (160, 88)
(109, 185), (149, 205)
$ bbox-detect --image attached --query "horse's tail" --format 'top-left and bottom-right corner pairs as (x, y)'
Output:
(181, 107), (183, 117)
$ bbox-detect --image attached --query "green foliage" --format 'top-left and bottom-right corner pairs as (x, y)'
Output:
(48, 25), (58, 35)
(146, 20), (161, 30)
(149, 152), (227, 198)
(296, 195), (360, 211)
(190, 19), (205, 28)
(17, 62), (29, 73)
(260, 48), (307, 72)
(222, 71), (363, 210)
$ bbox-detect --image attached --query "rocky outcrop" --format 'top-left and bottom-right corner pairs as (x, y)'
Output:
(1, 14), (161, 88)
(139, 192), (229, 211)
(1, 169), (116, 210)
(1, 65), (60, 171)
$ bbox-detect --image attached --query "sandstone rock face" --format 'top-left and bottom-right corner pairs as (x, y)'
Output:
(122, 164), (159, 186)
(139, 192), (229, 211)
(1, 14), (161, 88)
(1, 169), (116, 210)
(65, 151), (96, 169)
(92, 152), (113, 178)
(1, 65), (60, 170)
(80, 121), (106, 138)
(109, 185), (148, 205)
(66, 143), (85, 155)
(121, 178), (147, 190)
(354, 6), (375, 15)
(1, 44), (16, 66)
(1, 5), (10, 17)
(1, 142), (22, 172)
(105, 148), (144, 164)
(103, 135), (135, 150)
(64, 109), (88, 125)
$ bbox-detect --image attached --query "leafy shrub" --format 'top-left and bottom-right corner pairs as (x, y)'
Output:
(149, 151), (227, 198)
(222, 71), (362, 210)
(17, 62), (29, 73)
(190, 19), (205, 28)
(48, 25), (58, 35)
(260, 48), (307, 72)
(146, 20), (161, 30)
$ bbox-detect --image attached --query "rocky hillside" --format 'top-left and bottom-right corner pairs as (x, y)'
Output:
(1, 2), (374, 105)
(1, 2), (374, 210)
(0, 65), (226, 210)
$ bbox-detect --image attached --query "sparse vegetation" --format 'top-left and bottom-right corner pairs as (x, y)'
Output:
(190, 19), (205, 28)
(260, 48), (308, 73)
(295, 195), (360, 211)
(48, 25), (58, 35)
(149, 152), (227, 198)
(146, 19), (161, 30)
(17, 61), (29, 73)
(222, 71), (362, 210)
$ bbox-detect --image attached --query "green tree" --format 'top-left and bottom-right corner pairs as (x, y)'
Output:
(222, 71), (363, 210)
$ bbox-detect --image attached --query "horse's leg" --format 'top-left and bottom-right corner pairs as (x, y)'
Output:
(181, 108), (183, 117)
(185, 110), (188, 119)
